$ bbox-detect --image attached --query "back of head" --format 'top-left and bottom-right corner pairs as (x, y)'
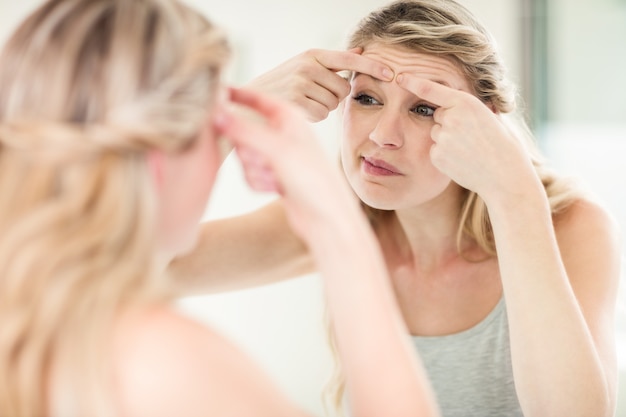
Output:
(0, 1), (228, 416)
(0, 0), (228, 144)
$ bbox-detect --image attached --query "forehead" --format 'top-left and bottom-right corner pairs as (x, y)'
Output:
(360, 42), (471, 92)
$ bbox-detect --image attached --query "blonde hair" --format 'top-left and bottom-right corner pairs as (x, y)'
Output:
(0, 0), (228, 416)
(346, 0), (580, 254)
(326, 0), (580, 412)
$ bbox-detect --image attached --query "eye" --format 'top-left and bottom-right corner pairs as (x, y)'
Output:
(352, 93), (381, 106)
(411, 104), (436, 117)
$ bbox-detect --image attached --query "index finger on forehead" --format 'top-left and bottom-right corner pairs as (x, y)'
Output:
(396, 74), (460, 108)
(316, 50), (393, 81)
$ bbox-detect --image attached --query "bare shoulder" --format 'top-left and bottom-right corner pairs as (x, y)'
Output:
(112, 305), (307, 417)
(553, 197), (621, 256)
(553, 197), (621, 301)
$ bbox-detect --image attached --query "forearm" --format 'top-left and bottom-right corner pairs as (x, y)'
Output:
(168, 200), (314, 296)
(215, 85), (437, 416)
(306, 204), (438, 417)
(486, 184), (610, 417)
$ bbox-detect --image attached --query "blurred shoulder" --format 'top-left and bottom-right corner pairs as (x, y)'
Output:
(112, 305), (305, 417)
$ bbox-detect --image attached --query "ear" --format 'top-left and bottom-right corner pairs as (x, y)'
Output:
(146, 150), (166, 192)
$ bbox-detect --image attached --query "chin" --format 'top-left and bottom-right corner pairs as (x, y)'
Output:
(357, 191), (399, 211)
(348, 179), (394, 210)
(362, 200), (398, 211)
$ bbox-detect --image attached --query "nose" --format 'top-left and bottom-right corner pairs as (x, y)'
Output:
(369, 108), (404, 149)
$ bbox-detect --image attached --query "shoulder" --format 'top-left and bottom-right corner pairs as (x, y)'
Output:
(553, 197), (621, 301)
(112, 305), (305, 417)
(553, 197), (621, 255)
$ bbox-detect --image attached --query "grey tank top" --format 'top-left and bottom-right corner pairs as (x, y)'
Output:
(412, 297), (523, 417)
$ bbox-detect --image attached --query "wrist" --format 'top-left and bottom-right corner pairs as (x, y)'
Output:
(481, 172), (546, 213)
(482, 177), (552, 232)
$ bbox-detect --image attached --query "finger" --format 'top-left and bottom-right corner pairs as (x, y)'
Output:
(396, 73), (460, 108)
(429, 142), (443, 171)
(235, 144), (265, 167)
(245, 165), (280, 191)
(300, 97), (331, 123)
(242, 167), (281, 193)
(305, 81), (343, 109)
(287, 76), (343, 111)
(214, 106), (278, 155)
(310, 72), (351, 101)
(432, 107), (444, 125)
(235, 145), (281, 192)
(430, 123), (443, 143)
(314, 49), (394, 81)
(228, 87), (294, 125)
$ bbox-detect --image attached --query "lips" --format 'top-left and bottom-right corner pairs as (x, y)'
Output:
(361, 156), (402, 176)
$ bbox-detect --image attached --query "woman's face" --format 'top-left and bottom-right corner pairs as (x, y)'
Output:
(341, 43), (473, 211)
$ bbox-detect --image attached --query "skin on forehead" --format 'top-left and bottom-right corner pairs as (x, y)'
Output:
(358, 42), (472, 93)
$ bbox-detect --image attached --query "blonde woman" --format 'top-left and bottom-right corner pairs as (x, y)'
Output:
(171, 1), (621, 416)
(0, 0), (440, 416)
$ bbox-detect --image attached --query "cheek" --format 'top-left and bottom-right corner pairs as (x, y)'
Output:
(171, 135), (219, 255)
(341, 105), (355, 140)
(340, 113), (368, 180)
(406, 136), (446, 179)
(340, 114), (356, 153)
(193, 135), (220, 210)
(341, 106), (372, 149)
(179, 132), (220, 215)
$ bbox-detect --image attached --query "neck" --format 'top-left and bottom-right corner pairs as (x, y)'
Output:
(381, 184), (469, 273)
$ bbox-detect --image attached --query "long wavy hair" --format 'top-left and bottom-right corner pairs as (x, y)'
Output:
(0, 0), (228, 416)
(325, 0), (581, 413)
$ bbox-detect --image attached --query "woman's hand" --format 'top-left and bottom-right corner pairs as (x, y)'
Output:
(248, 48), (394, 122)
(396, 73), (538, 203)
(214, 87), (360, 240)
(215, 87), (440, 417)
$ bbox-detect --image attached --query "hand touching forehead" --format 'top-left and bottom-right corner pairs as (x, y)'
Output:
(359, 43), (472, 94)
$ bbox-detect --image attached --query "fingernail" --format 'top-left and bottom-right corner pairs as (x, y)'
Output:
(382, 68), (394, 81)
(396, 74), (404, 83)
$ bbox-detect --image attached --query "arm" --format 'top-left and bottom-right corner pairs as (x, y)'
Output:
(169, 199), (314, 296)
(169, 49), (393, 296)
(489, 194), (620, 417)
(216, 87), (440, 417)
(397, 74), (620, 417)
(307, 195), (440, 417)
(117, 86), (440, 417)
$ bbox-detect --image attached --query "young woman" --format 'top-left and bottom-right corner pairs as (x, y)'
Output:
(170, 1), (621, 416)
(0, 0), (439, 416)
